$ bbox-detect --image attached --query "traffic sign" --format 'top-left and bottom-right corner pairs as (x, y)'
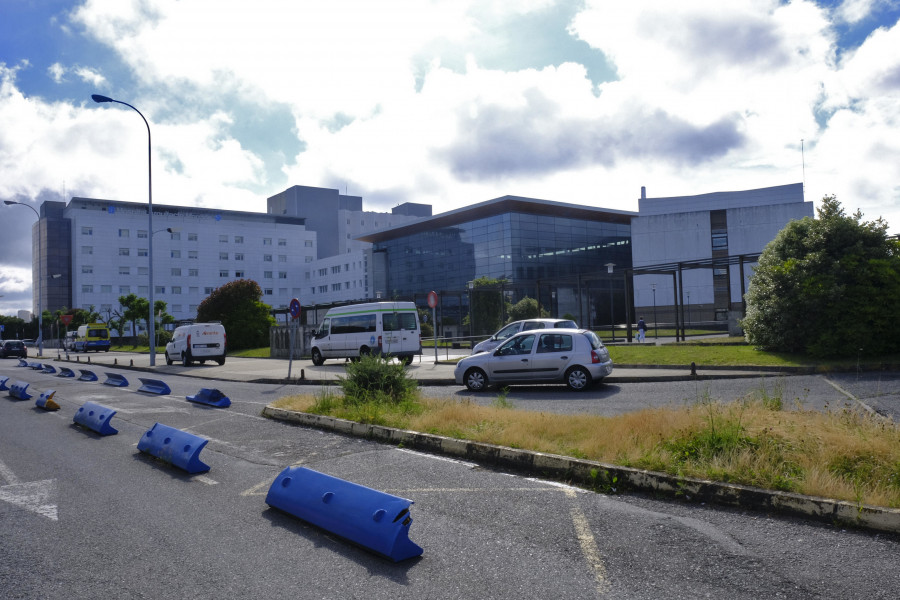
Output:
(60, 315), (73, 326)
(289, 298), (301, 319)
(427, 291), (438, 308)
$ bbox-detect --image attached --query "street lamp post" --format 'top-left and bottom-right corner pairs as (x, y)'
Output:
(650, 283), (658, 340)
(91, 94), (156, 365)
(4, 200), (44, 355)
(604, 263), (615, 342)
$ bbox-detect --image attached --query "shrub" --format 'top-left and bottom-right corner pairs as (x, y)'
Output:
(338, 353), (418, 405)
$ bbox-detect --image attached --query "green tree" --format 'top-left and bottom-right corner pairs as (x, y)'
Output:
(507, 296), (547, 321)
(117, 293), (146, 337)
(742, 195), (900, 357)
(196, 279), (274, 350)
(468, 276), (506, 336)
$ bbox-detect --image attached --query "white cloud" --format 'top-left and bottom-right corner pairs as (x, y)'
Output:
(48, 63), (66, 83)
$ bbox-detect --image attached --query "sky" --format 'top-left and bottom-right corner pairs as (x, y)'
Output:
(1, 0), (899, 316)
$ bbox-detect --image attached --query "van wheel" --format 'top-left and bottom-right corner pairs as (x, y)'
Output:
(565, 366), (591, 391)
(359, 346), (371, 357)
(464, 367), (488, 391)
(402, 355), (414, 366)
(216, 356), (226, 366)
(311, 348), (325, 366)
(182, 351), (193, 367)
(165, 352), (173, 366)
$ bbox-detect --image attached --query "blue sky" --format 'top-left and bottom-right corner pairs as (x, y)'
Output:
(2, 0), (899, 315)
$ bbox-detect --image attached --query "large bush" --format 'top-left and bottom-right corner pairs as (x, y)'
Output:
(196, 279), (274, 350)
(742, 196), (900, 357)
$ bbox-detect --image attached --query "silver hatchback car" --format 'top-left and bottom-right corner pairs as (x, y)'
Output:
(471, 318), (577, 354)
(455, 328), (613, 391)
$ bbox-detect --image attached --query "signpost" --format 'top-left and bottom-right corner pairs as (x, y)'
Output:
(288, 298), (301, 378)
(427, 291), (438, 362)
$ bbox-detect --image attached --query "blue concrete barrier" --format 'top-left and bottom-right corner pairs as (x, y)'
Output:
(103, 372), (129, 387)
(8, 381), (33, 401)
(73, 401), (119, 436)
(77, 369), (98, 382)
(35, 390), (60, 411)
(17, 359), (28, 367)
(57, 367), (75, 378)
(186, 388), (231, 408)
(137, 378), (171, 395)
(0, 376), (8, 391)
(265, 466), (423, 562)
(27, 362), (43, 370)
(41, 364), (57, 374)
(137, 423), (210, 473)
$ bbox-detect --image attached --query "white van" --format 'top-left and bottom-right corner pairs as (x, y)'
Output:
(165, 322), (227, 366)
(310, 302), (421, 365)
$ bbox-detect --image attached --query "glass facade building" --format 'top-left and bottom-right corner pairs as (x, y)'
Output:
(360, 196), (635, 335)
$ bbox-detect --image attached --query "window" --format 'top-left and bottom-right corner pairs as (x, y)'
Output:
(263, 254), (273, 262)
(189, 269), (199, 277)
(318, 285), (327, 293)
(234, 252), (244, 261)
(171, 268), (181, 276)
(318, 268), (327, 276)
(119, 248), (130, 256)
(189, 304), (198, 313)
(81, 226), (93, 236)
(305, 256), (313, 263)
(170, 231), (181, 241)
(119, 285), (130, 294)
(82, 285), (93, 293)
(263, 238), (272, 246)
(219, 252), (229, 260)
(82, 265), (93, 274)
(278, 255), (287, 262)
(171, 286), (182, 294)
(219, 270), (229, 277)
(234, 270), (244, 278)
(138, 267), (148, 275)
(204, 287), (214, 294)
(189, 287), (198, 294)
(101, 285), (112, 293)
(138, 230), (148, 239)
(155, 286), (165, 294)
(138, 248), (148, 257)
(331, 283), (341, 291)
(82, 246), (93, 255)
(118, 229), (129, 238)
(331, 265), (341, 274)
(171, 250), (181, 259)
(188, 250), (198, 259)
(234, 235), (244, 244)
(278, 238), (287, 246)
(118, 267), (129, 275)
(171, 304), (182, 312)
(304, 240), (313, 247)
(711, 233), (728, 250)
(188, 233), (198, 241)
(264, 288), (273, 295)
(264, 271), (273, 279)
(279, 271), (288, 279)
(219, 234), (228, 243)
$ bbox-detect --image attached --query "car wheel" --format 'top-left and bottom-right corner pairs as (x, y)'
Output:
(464, 367), (488, 392)
(165, 352), (173, 366)
(311, 348), (325, 366)
(565, 366), (592, 391)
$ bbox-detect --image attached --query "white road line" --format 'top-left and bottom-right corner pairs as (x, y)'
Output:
(395, 448), (479, 468)
(0, 458), (21, 485)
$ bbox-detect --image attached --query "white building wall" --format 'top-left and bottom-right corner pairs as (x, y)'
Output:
(304, 248), (373, 306)
(65, 200), (315, 328)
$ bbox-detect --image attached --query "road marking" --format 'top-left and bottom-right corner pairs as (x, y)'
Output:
(565, 488), (608, 596)
(241, 480), (273, 497)
(395, 448), (478, 468)
(0, 459), (58, 521)
(194, 475), (218, 486)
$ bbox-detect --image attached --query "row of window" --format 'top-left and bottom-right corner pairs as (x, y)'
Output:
(80, 285), (289, 297)
(311, 280), (366, 294)
(82, 226), (305, 249)
(80, 246), (314, 263)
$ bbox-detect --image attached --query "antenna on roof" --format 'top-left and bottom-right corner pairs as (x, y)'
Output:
(801, 139), (805, 191)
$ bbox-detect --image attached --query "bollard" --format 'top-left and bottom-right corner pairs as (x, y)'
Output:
(8, 381), (33, 400)
(186, 388), (231, 408)
(36, 390), (60, 411)
(114, 358), (118, 365)
(130, 359), (134, 367)
(73, 401), (119, 436)
(137, 423), (210, 473)
(265, 466), (423, 562)
(103, 372), (129, 387)
(690, 361), (697, 377)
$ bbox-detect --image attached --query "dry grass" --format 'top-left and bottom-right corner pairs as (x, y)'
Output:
(270, 389), (900, 508)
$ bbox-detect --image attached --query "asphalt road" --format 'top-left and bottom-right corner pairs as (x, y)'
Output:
(2, 358), (899, 599)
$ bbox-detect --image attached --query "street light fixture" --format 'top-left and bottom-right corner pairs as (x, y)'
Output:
(604, 263), (615, 342)
(4, 200), (45, 356)
(91, 94), (156, 365)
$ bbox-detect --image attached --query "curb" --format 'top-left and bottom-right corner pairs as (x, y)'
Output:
(262, 405), (900, 535)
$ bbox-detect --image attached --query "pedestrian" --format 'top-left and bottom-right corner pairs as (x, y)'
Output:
(637, 316), (647, 343)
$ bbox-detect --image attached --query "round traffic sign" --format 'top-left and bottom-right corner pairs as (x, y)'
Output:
(289, 298), (301, 319)
(427, 291), (438, 308)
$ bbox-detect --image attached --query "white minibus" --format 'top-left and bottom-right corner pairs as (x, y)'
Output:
(310, 301), (421, 365)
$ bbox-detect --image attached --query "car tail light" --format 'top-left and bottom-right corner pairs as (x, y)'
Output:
(224, 332), (227, 350)
(591, 350), (601, 364)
